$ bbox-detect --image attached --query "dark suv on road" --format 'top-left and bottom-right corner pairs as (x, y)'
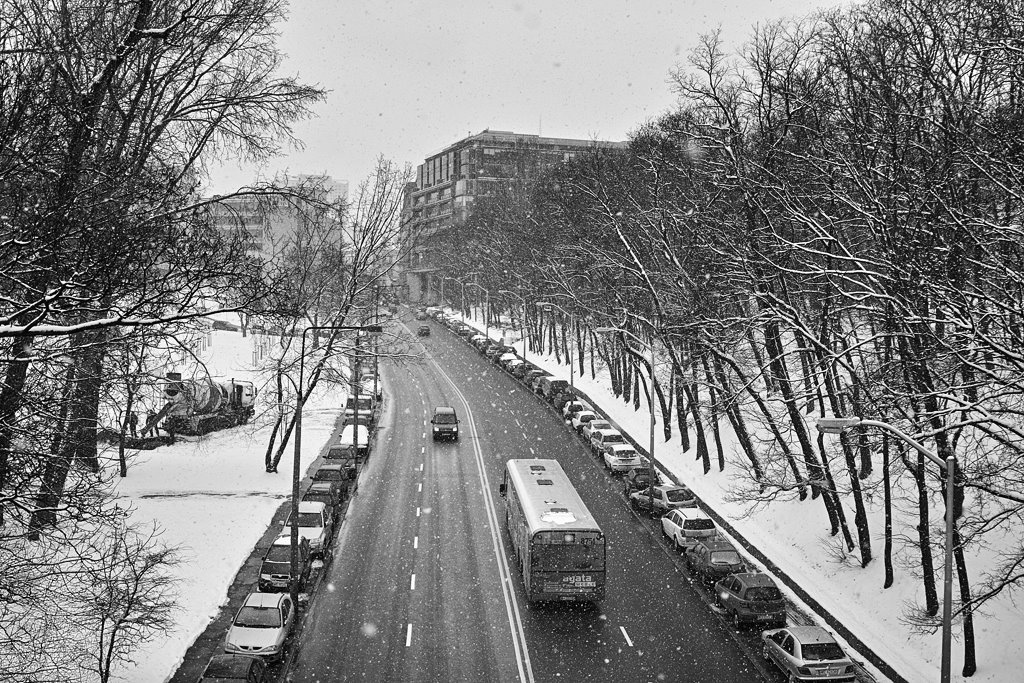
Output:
(431, 406), (460, 441)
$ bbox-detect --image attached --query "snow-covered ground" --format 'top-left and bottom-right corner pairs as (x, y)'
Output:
(108, 316), (1017, 683)
(109, 329), (345, 683)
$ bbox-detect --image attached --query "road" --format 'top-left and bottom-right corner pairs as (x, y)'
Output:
(288, 313), (766, 683)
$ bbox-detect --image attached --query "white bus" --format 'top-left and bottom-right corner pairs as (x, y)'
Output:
(499, 459), (606, 602)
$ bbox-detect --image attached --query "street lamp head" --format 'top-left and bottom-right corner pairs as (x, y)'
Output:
(815, 417), (862, 434)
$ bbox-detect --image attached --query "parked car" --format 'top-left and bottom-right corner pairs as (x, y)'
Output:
(337, 424), (371, 460)
(343, 394), (374, 423)
(552, 391), (576, 413)
(661, 508), (717, 551)
(302, 480), (345, 522)
(715, 572), (786, 628)
(580, 418), (612, 440)
(283, 500), (333, 557)
(629, 484), (697, 514)
(456, 323), (475, 338)
(224, 592), (295, 661)
(415, 309), (428, 320)
(258, 534), (311, 593)
(522, 368), (549, 386)
(431, 406), (460, 441)
(417, 324), (431, 337)
(536, 376), (569, 400)
(589, 427), (626, 455)
(761, 626), (855, 682)
(315, 460), (356, 484)
(602, 443), (642, 473)
(200, 654), (268, 683)
(514, 362), (539, 379)
(469, 334), (489, 349)
(503, 357), (525, 373)
(623, 465), (663, 495)
(570, 411), (599, 433)
(562, 399), (592, 419)
(685, 537), (747, 584)
(485, 344), (516, 361)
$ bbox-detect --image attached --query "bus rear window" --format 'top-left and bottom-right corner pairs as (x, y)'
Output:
(532, 543), (605, 571)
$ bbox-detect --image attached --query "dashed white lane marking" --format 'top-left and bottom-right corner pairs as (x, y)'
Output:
(406, 623), (413, 647)
(411, 573), (416, 590)
(414, 536), (418, 549)
(419, 463), (424, 471)
(418, 482), (422, 492)
(421, 445), (425, 454)
(620, 626), (634, 647)
(416, 507), (421, 517)
(422, 431), (426, 439)
(529, 447), (535, 454)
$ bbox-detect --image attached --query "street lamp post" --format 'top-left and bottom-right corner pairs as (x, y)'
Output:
(292, 323), (382, 609)
(816, 417), (955, 683)
(499, 289), (528, 361)
(466, 282), (490, 340)
(596, 326), (657, 509)
(538, 301), (575, 396)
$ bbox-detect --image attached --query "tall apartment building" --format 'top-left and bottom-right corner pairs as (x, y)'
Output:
(402, 129), (627, 302)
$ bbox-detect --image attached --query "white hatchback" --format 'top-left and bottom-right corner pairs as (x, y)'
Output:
(602, 443), (642, 472)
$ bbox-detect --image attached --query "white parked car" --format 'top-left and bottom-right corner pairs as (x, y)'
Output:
(761, 626), (855, 682)
(562, 399), (592, 419)
(224, 591), (295, 661)
(602, 443), (642, 472)
(589, 427), (626, 454)
(284, 500), (333, 557)
(629, 484), (698, 515)
(660, 508), (717, 551)
(570, 411), (600, 433)
(580, 418), (612, 441)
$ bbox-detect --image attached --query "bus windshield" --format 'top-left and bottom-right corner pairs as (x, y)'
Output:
(532, 542), (605, 572)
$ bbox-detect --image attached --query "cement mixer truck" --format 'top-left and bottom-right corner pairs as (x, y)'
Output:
(158, 372), (257, 436)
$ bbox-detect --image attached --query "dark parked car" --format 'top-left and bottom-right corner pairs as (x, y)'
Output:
(715, 572), (787, 628)
(417, 325), (430, 337)
(521, 368), (548, 385)
(315, 460), (356, 482)
(685, 538), (747, 585)
(623, 466), (664, 496)
(200, 654), (268, 682)
(485, 344), (516, 361)
(513, 362), (538, 379)
(302, 480), (345, 522)
(258, 534), (311, 593)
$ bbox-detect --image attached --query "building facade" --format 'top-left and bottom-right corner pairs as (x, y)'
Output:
(402, 130), (626, 302)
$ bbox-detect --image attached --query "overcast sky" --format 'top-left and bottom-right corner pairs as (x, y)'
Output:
(205, 0), (849, 195)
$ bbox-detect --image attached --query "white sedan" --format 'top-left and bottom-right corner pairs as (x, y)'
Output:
(581, 418), (612, 441)
(570, 411), (600, 433)
(224, 592), (295, 661)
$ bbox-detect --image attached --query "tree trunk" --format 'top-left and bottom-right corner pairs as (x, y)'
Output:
(701, 355), (724, 470)
(675, 364), (690, 452)
(684, 377), (710, 474)
(711, 354), (762, 482)
(953, 526), (977, 677)
(903, 448), (939, 615)
(882, 434), (894, 589)
(0, 336), (33, 525)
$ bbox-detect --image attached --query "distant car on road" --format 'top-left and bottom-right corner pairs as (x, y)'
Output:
(715, 572), (786, 629)
(224, 592), (295, 661)
(761, 626), (855, 682)
(431, 406), (460, 441)
(685, 537), (747, 584)
(200, 654), (268, 683)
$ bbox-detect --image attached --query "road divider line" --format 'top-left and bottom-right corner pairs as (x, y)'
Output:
(416, 507), (421, 517)
(429, 355), (535, 683)
(620, 626), (634, 647)
(414, 536), (418, 549)
(411, 573), (416, 590)
(406, 623), (412, 647)
(418, 482), (422, 492)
